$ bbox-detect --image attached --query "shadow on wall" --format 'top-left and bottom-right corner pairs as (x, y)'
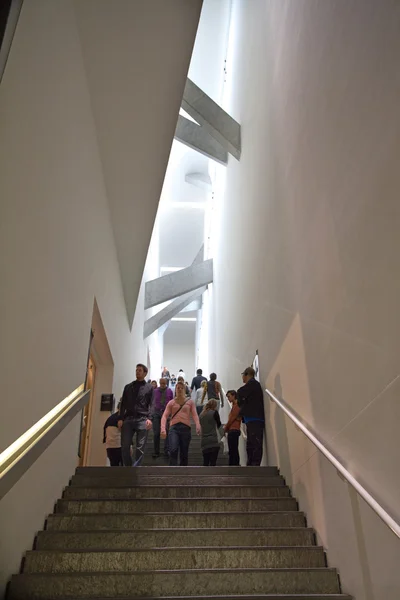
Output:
(272, 373), (292, 487)
(268, 367), (399, 600)
(348, 486), (375, 600)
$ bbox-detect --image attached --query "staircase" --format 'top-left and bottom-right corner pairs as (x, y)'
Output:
(142, 424), (229, 466)
(8, 465), (351, 599)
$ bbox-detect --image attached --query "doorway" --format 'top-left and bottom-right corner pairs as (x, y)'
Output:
(78, 299), (114, 467)
(78, 353), (97, 466)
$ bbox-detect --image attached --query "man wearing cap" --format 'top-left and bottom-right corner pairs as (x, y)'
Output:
(237, 366), (265, 466)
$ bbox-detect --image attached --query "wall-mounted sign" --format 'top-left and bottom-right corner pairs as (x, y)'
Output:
(100, 394), (114, 412)
(252, 350), (260, 382)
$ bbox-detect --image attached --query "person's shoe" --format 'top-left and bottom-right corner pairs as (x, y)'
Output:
(152, 453), (160, 459)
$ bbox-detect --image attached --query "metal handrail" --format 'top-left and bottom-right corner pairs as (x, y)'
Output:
(266, 387), (400, 540)
(0, 383), (90, 500)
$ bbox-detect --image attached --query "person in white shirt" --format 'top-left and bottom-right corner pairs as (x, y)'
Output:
(178, 368), (185, 381)
(195, 380), (208, 416)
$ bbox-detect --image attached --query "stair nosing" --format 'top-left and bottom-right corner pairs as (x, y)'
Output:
(48, 510), (305, 516)
(40, 526), (313, 532)
(58, 497), (296, 501)
(68, 484), (286, 488)
(9, 587), (349, 599)
(14, 567), (339, 574)
(28, 545), (324, 554)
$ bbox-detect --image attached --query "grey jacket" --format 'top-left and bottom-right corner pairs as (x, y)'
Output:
(199, 409), (223, 451)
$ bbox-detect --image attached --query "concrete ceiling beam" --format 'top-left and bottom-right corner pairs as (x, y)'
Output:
(145, 259), (213, 310)
(143, 286), (206, 339)
(175, 115), (228, 165)
(182, 78), (241, 160)
(185, 172), (212, 191)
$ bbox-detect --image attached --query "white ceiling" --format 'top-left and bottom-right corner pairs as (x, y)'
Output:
(73, 0), (203, 327)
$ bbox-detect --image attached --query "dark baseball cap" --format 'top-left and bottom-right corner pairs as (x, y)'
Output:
(241, 367), (255, 377)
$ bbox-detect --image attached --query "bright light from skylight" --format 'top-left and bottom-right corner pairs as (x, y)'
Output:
(171, 317), (197, 322)
(179, 108), (200, 125)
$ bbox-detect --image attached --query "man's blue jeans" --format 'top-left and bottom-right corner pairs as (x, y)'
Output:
(121, 418), (148, 466)
(168, 423), (191, 466)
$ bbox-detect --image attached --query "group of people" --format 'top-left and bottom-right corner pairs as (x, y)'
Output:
(103, 363), (265, 468)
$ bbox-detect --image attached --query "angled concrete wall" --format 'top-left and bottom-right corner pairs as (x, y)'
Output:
(210, 1), (400, 598)
(0, 0), (200, 592)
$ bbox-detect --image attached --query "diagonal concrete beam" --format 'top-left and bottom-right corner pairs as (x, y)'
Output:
(143, 244), (205, 338)
(145, 259), (213, 310)
(143, 286), (206, 339)
(175, 115), (228, 165)
(185, 172), (212, 191)
(182, 78), (241, 160)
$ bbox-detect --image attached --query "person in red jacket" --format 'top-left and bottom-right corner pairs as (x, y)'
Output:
(224, 390), (242, 465)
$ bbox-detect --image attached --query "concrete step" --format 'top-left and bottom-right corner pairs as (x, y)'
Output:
(144, 446), (227, 452)
(70, 475), (285, 487)
(56, 497), (298, 514)
(74, 466), (280, 476)
(141, 459), (231, 466)
(140, 463), (232, 467)
(9, 568), (342, 598)
(46, 511), (306, 531)
(24, 547), (327, 573)
(63, 486), (291, 499)
(36, 528), (316, 550)
(11, 596), (352, 600)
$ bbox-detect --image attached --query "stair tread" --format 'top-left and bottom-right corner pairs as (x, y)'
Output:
(28, 596), (352, 600)
(15, 567), (340, 573)
(69, 484), (285, 488)
(40, 526), (313, 532)
(29, 545), (323, 552)
(34, 596), (352, 600)
(9, 569), (342, 598)
(58, 497), (296, 501)
(25, 547), (327, 573)
(48, 510), (305, 515)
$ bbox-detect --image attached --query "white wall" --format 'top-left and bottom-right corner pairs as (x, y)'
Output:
(211, 1), (400, 598)
(163, 321), (196, 382)
(0, 0), (195, 592)
(163, 344), (196, 384)
(189, 0), (232, 102)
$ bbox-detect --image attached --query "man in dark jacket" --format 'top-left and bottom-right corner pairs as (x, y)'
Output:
(190, 368), (207, 392)
(151, 378), (173, 458)
(237, 366), (265, 466)
(118, 364), (154, 466)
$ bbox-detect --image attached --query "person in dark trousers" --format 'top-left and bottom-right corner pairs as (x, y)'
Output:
(103, 404), (123, 466)
(118, 364), (154, 467)
(237, 366), (265, 466)
(224, 390), (242, 465)
(199, 399), (224, 466)
(190, 368), (207, 393)
(151, 377), (173, 458)
(161, 381), (200, 466)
